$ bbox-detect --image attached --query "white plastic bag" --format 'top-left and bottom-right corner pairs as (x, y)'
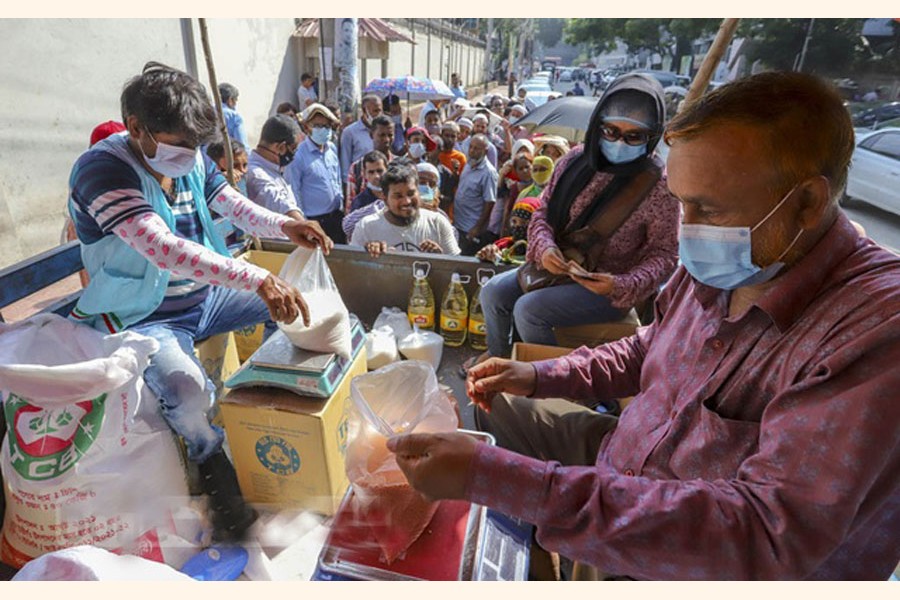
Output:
(0, 314), (201, 569)
(373, 306), (412, 341)
(365, 326), (399, 371)
(397, 327), (444, 371)
(278, 246), (352, 359)
(11, 545), (193, 581)
(345, 361), (458, 563)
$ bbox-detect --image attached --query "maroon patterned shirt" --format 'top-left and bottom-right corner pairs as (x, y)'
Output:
(466, 213), (900, 579)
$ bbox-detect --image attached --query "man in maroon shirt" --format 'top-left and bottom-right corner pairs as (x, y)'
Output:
(387, 72), (900, 580)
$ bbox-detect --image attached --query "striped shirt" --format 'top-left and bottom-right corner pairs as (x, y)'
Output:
(69, 148), (229, 312)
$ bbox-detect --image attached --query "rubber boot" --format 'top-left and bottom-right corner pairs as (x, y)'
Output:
(197, 450), (258, 542)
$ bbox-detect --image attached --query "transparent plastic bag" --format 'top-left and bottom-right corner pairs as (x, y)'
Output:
(345, 361), (458, 563)
(277, 246), (352, 359)
(372, 306), (413, 341)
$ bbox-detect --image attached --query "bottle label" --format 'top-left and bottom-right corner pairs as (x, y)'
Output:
(408, 311), (434, 328)
(468, 318), (486, 335)
(440, 314), (466, 332)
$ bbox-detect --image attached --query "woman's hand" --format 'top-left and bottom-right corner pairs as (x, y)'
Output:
(540, 247), (569, 275)
(571, 271), (615, 295)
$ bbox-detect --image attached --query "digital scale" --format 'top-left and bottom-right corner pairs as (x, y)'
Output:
(224, 314), (366, 398)
(311, 430), (532, 581)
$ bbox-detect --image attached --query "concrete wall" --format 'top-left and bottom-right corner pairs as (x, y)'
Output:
(0, 18), (485, 269)
(0, 18), (299, 269)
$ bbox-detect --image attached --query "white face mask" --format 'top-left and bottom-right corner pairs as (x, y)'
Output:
(409, 142), (426, 159)
(142, 129), (197, 178)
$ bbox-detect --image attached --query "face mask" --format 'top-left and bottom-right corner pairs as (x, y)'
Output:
(279, 145), (296, 167)
(143, 130), (197, 178)
(418, 183), (435, 201)
(600, 138), (647, 164)
(532, 169), (552, 186)
(367, 181), (382, 192)
(425, 124), (441, 136)
(678, 185), (803, 290)
(409, 142), (426, 159)
(311, 126), (332, 146)
(510, 224), (529, 241)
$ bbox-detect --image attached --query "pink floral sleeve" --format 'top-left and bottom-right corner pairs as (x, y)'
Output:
(211, 185), (290, 239)
(116, 213), (269, 292)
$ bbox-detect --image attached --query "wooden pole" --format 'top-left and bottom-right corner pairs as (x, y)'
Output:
(684, 18), (740, 108)
(198, 18), (235, 187)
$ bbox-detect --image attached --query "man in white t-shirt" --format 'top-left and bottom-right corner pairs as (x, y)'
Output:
(351, 163), (460, 257)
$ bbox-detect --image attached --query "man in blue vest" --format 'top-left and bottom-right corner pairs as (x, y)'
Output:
(68, 62), (332, 541)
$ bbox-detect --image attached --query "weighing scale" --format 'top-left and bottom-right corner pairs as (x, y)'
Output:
(224, 314), (366, 398)
(312, 430), (532, 581)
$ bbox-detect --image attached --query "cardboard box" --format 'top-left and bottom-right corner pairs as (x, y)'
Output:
(232, 251), (290, 362)
(220, 347), (367, 516)
(510, 342), (574, 363)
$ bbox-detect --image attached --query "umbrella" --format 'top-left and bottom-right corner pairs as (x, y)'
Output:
(363, 76), (454, 101)
(510, 96), (599, 143)
(460, 107), (504, 129)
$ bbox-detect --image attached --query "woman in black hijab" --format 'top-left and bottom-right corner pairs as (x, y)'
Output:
(476, 73), (681, 360)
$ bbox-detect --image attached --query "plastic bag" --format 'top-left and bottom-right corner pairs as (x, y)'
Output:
(397, 327), (444, 371)
(0, 314), (201, 569)
(11, 545), (193, 581)
(373, 307), (412, 341)
(278, 246), (352, 359)
(345, 361), (458, 563)
(365, 327), (399, 371)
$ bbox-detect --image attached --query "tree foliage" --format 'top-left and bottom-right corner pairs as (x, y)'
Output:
(537, 18), (565, 49)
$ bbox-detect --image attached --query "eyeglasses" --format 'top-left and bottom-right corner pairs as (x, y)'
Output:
(599, 123), (651, 146)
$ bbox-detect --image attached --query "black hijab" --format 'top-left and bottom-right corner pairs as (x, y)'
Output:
(546, 73), (666, 233)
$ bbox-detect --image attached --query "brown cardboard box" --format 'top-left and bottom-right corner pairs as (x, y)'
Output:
(219, 347), (367, 516)
(510, 342), (574, 363)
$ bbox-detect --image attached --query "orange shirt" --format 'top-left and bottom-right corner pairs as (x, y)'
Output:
(438, 150), (467, 176)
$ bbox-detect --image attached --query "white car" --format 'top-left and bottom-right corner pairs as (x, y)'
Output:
(845, 127), (900, 217)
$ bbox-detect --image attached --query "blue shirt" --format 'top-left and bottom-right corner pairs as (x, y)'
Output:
(245, 149), (299, 215)
(285, 138), (343, 217)
(222, 105), (249, 148)
(339, 119), (373, 182)
(453, 160), (498, 232)
(451, 86), (467, 99)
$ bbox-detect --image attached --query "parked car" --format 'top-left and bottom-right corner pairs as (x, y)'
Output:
(631, 69), (691, 89)
(844, 127), (900, 217)
(559, 69), (573, 82)
(852, 102), (900, 129)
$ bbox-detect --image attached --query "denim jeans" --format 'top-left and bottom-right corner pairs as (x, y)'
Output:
(481, 268), (625, 357)
(132, 286), (273, 463)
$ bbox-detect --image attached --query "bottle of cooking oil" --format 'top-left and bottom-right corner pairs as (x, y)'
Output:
(407, 262), (435, 331)
(440, 273), (469, 347)
(468, 269), (495, 351)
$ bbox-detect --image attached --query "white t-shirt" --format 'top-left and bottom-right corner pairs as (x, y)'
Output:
(351, 208), (461, 255)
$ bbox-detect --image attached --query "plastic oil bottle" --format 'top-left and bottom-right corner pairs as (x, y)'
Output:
(468, 269), (495, 351)
(407, 261), (435, 331)
(440, 273), (470, 347)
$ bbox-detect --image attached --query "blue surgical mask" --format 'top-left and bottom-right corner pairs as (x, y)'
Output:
(143, 129), (198, 178)
(679, 185), (803, 290)
(408, 142), (426, 159)
(418, 183), (435, 201)
(600, 138), (646, 164)
(311, 126), (332, 146)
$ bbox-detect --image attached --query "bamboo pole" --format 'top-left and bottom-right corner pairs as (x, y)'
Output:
(197, 18), (235, 187)
(683, 18), (740, 109)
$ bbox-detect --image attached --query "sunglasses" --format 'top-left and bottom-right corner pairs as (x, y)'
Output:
(599, 120), (652, 146)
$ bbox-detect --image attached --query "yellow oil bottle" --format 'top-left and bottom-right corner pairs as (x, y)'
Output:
(440, 273), (469, 347)
(468, 269), (494, 351)
(407, 262), (435, 331)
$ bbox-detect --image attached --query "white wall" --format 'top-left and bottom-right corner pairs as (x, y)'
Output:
(0, 18), (299, 269)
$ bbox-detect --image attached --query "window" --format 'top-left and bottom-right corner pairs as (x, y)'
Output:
(860, 132), (900, 160)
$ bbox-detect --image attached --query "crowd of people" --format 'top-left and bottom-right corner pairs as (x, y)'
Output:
(61, 59), (899, 580)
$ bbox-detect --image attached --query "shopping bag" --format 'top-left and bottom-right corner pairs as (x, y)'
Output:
(345, 361), (458, 563)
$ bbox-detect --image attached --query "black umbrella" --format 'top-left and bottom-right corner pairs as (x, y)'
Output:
(510, 96), (599, 143)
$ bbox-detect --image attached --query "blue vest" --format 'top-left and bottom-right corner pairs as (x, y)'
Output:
(68, 133), (229, 332)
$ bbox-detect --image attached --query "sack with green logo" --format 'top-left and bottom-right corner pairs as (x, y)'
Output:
(0, 314), (200, 569)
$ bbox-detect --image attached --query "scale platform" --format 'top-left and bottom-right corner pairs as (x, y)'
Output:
(312, 430), (532, 581)
(224, 314), (365, 398)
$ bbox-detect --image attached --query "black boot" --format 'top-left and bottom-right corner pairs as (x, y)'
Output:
(197, 450), (258, 542)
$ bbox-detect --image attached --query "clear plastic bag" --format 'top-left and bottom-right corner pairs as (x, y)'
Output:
(345, 361), (458, 563)
(372, 306), (413, 341)
(277, 246), (352, 359)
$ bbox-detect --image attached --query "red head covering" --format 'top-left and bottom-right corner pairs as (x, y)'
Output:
(90, 121), (126, 147)
(405, 126), (437, 152)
